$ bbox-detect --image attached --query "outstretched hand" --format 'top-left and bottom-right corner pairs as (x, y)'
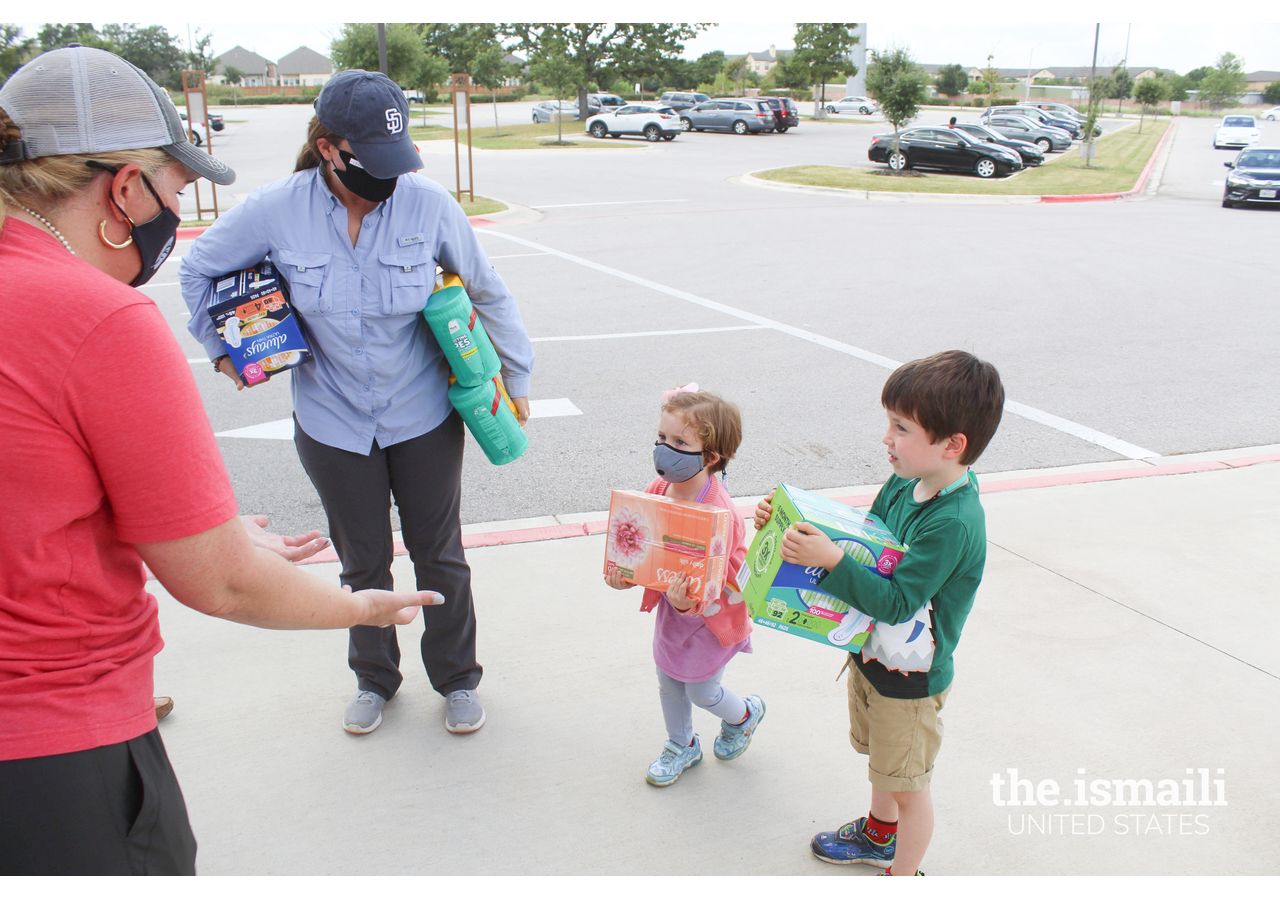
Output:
(242, 515), (330, 563)
(348, 585), (446, 627)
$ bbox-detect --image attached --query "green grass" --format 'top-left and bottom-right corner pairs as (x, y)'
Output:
(755, 119), (1169, 196)
(410, 120), (637, 150)
(180, 219), (216, 228)
(459, 196), (508, 216)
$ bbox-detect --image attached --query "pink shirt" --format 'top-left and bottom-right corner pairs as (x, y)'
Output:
(645, 475), (751, 683)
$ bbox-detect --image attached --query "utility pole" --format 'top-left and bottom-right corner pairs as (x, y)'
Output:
(376, 24), (388, 75)
(1085, 23), (1100, 167)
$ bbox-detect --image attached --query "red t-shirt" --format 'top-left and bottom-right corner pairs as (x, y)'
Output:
(0, 219), (239, 761)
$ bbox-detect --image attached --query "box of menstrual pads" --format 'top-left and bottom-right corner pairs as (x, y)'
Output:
(208, 261), (310, 386)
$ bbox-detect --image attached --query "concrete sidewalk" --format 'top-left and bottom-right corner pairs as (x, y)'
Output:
(152, 453), (1280, 875)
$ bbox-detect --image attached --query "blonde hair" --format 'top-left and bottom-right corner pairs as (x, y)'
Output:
(0, 106), (172, 222)
(661, 390), (743, 475)
(294, 115), (345, 172)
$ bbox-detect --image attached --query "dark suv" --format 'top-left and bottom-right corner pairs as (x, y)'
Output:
(763, 97), (800, 132)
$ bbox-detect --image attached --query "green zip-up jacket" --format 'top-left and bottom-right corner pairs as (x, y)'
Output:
(818, 472), (987, 699)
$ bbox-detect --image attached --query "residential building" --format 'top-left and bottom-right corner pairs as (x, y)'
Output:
(212, 46), (276, 86)
(277, 46), (333, 87)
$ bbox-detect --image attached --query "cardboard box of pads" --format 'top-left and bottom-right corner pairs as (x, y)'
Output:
(740, 484), (906, 652)
(208, 260), (310, 387)
(603, 490), (733, 606)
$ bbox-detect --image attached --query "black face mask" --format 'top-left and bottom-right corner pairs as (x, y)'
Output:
(87, 161), (180, 288)
(333, 150), (398, 202)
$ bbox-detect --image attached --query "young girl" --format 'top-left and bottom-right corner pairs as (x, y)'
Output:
(605, 385), (765, 787)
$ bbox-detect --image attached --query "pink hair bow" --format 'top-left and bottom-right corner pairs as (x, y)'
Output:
(661, 382), (700, 403)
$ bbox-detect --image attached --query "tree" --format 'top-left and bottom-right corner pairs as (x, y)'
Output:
(1108, 64), (1133, 115)
(100, 24), (186, 89)
(982, 55), (1000, 102)
(223, 65), (244, 106)
(934, 63), (969, 97)
(1165, 74), (1190, 102)
(723, 55), (749, 96)
(471, 45), (515, 136)
(1197, 52), (1247, 109)
(790, 23), (860, 114)
(528, 39), (584, 144)
(413, 55), (449, 106)
(331, 23), (425, 88)
(865, 48), (927, 175)
(503, 23), (707, 118)
(1133, 76), (1166, 132)
(1182, 65), (1213, 87)
(418, 23), (500, 74)
(1264, 82), (1280, 105)
(187, 28), (216, 78)
(1, 25), (35, 86)
(36, 23), (106, 53)
(687, 51), (725, 89)
(1081, 75), (1112, 169)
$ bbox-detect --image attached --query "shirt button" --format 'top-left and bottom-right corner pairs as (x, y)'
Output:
(355, 347), (364, 355)
(352, 265), (359, 271)
(351, 309), (360, 317)
(362, 385), (371, 392)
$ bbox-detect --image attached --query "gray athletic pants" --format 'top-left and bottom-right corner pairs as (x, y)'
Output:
(294, 413), (481, 700)
(657, 667), (748, 746)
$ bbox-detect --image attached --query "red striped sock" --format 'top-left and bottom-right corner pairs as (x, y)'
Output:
(864, 813), (898, 845)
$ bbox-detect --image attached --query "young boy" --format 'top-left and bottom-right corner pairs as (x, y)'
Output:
(755, 350), (1004, 876)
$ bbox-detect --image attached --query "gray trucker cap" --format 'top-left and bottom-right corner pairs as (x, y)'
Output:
(0, 46), (235, 185)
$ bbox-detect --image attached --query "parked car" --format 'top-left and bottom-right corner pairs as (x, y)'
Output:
(532, 101), (580, 123)
(401, 88), (425, 103)
(588, 92), (626, 111)
(1221, 146), (1280, 208)
(1263, 106), (1280, 121)
(178, 112), (207, 146)
(1024, 100), (1085, 121)
(679, 98), (776, 134)
(984, 105), (1083, 140)
(981, 114), (1072, 152)
(953, 122), (1045, 166)
(658, 91), (710, 111)
(825, 95), (877, 115)
(585, 104), (681, 141)
(207, 113), (225, 132)
(763, 96), (800, 132)
(1213, 115), (1261, 150)
(868, 127), (1023, 178)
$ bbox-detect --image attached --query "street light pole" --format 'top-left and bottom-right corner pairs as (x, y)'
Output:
(1025, 49), (1034, 100)
(377, 24), (388, 76)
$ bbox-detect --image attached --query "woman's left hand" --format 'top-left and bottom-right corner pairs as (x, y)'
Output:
(511, 396), (530, 426)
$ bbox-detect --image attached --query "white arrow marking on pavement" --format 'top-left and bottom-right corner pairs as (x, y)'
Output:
(215, 400), (582, 441)
(481, 229), (1160, 461)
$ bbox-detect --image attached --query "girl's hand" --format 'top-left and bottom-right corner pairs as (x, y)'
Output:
(215, 356), (246, 391)
(780, 523), (845, 571)
(754, 489), (775, 531)
(604, 568), (632, 590)
(665, 573), (695, 612)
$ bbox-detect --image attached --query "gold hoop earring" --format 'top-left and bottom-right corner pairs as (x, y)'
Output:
(98, 220), (133, 250)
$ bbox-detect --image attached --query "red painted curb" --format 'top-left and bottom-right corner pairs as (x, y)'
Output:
(1038, 117), (1176, 204)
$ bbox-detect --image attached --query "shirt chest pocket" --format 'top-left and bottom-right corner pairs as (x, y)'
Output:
(273, 250), (334, 315)
(379, 247), (435, 317)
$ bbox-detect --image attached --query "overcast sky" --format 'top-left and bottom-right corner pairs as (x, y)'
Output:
(15, 3), (1280, 76)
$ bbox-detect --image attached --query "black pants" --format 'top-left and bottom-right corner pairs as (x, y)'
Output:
(294, 413), (482, 699)
(0, 729), (196, 875)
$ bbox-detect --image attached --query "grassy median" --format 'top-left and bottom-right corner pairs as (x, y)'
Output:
(410, 121), (638, 150)
(755, 119), (1170, 196)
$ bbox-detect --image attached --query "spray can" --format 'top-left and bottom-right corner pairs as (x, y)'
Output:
(448, 374), (529, 466)
(424, 274), (502, 387)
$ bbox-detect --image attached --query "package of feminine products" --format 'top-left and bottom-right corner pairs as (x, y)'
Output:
(604, 490), (734, 607)
(207, 260), (311, 386)
(741, 484), (907, 652)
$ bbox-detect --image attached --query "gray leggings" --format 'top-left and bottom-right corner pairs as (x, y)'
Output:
(657, 667), (748, 746)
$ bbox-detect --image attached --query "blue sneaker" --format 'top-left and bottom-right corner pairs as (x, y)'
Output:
(811, 817), (896, 868)
(646, 736), (703, 787)
(713, 694), (766, 761)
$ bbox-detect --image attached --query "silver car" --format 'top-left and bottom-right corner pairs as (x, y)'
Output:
(532, 101), (580, 124)
(981, 114), (1072, 152)
(824, 96), (878, 115)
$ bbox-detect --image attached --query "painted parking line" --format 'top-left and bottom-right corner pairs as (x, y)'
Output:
(216, 400), (582, 440)
(482, 229), (1160, 461)
(532, 325), (767, 343)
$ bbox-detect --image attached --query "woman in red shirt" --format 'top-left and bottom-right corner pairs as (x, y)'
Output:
(0, 47), (441, 875)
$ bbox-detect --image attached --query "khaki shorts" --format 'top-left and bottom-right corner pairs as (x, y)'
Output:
(845, 660), (949, 793)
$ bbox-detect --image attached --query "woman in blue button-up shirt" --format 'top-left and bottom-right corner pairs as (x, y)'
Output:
(180, 71), (533, 737)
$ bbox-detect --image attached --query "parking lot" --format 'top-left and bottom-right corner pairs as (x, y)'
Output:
(157, 101), (1280, 533)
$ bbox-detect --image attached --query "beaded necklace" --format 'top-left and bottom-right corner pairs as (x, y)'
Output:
(15, 203), (76, 256)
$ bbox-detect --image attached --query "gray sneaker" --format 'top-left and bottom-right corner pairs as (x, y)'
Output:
(343, 690), (386, 734)
(445, 689), (486, 734)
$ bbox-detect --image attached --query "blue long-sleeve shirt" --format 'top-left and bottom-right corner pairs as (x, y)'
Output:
(179, 168), (534, 455)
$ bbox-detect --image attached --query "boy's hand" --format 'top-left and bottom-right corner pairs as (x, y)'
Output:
(781, 523), (845, 572)
(604, 568), (633, 590)
(754, 489), (775, 531)
(665, 573), (695, 612)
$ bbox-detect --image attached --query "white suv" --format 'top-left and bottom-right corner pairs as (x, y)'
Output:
(825, 96), (877, 115)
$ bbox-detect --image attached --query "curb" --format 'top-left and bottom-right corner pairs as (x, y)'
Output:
(1038, 116), (1178, 203)
(291, 450), (1280, 566)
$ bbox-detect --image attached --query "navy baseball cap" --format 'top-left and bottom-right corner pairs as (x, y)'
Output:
(314, 69), (422, 179)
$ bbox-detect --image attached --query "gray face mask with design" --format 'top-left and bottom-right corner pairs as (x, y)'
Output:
(653, 442), (705, 483)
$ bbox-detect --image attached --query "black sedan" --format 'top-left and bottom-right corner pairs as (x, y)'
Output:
(953, 122), (1044, 166)
(1222, 146), (1280, 208)
(868, 127), (1023, 178)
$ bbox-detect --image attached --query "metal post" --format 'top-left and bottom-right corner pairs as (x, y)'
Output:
(1084, 24), (1100, 167)
(377, 24), (388, 75)
(1025, 49), (1033, 100)
(181, 69), (219, 219)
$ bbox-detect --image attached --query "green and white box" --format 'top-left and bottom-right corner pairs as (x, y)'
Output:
(741, 484), (906, 652)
